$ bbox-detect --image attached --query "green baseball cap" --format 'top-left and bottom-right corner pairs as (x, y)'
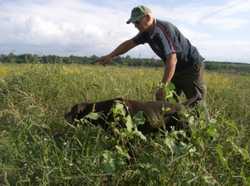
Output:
(126, 5), (152, 24)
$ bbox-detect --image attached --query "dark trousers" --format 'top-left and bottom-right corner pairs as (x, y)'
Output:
(172, 62), (210, 122)
(172, 62), (206, 107)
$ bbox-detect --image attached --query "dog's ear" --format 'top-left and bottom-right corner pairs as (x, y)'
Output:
(76, 103), (88, 113)
(68, 103), (87, 116)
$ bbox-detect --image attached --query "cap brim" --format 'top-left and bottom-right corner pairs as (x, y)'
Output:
(126, 15), (144, 24)
(126, 17), (137, 24)
(126, 19), (132, 24)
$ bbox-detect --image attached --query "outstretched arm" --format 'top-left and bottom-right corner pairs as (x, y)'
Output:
(96, 39), (138, 65)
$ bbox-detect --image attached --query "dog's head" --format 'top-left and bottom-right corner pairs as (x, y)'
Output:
(64, 102), (90, 124)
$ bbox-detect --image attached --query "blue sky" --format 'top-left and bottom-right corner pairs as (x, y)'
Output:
(0, 0), (250, 63)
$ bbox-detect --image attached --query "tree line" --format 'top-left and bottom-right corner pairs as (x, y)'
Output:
(1, 53), (250, 72)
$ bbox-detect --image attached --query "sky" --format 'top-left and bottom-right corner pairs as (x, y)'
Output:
(0, 0), (250, 63)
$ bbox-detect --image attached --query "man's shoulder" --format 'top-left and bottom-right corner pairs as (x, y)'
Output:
(156, 19), (176, 29)
(155, 19), (179, 37)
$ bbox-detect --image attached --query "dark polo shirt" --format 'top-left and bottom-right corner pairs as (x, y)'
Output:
(132, 19), (205, 72)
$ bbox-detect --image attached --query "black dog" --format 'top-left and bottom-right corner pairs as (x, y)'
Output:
(64, 98), (190, 134)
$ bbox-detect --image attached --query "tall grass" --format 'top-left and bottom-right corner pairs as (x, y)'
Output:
(0, 64), (249, 185)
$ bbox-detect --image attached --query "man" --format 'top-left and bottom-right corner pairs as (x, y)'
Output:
(97, 5), (206, 106)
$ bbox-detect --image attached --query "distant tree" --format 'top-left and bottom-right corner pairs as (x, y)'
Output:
(7, 52), (16, 63)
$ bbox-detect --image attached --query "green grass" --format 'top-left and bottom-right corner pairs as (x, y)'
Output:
(0, 64), (250, 185)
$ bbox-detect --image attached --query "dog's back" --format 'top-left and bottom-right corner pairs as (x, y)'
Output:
(65, 98), (188, 134)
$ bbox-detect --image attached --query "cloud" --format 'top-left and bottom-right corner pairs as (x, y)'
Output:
(197, 0), (250, 30)
(150, 0), (250, 30)
(0, 0), (249, 63)
(199, 40), (250, 62)
(0, 0), (136, 55)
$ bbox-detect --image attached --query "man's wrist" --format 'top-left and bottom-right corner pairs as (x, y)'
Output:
(158, 81), (169, 89)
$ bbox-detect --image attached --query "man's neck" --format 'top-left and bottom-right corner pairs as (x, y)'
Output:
(145, 18), (156, 33)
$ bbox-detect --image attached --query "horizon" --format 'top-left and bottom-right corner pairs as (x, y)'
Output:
(0, 0), (250, 63)
(1, 52), (249, 64)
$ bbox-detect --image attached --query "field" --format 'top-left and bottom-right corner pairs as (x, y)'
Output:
(0, 64), (250, 185)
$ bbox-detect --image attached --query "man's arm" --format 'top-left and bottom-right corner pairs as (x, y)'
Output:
(155, 53), (177, 100)
(161, 53), (177, 84)
(97, 39), (138, 65)
(110, 39), (138, 57)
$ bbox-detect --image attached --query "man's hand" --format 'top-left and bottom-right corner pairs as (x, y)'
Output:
(95, 39), (137, 66)
(155, 82), (170, 100)
(96, 54), (113, 66)
(155, 87), (165, 100)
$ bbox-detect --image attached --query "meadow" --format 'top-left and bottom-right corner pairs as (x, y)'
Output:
(0, 64), (249, 185)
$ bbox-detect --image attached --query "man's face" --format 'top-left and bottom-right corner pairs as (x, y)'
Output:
(133, 15), (150, 32)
